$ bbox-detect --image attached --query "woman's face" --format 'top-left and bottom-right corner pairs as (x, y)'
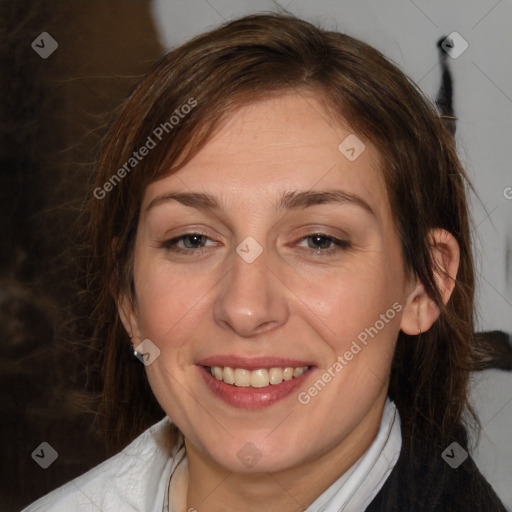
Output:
(123, 92), (417, 473)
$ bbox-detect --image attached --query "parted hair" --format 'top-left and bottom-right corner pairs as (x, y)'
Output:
(82, 12), (483, 455)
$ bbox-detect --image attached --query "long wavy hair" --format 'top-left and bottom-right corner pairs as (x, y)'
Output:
(81, 12), (483, 455)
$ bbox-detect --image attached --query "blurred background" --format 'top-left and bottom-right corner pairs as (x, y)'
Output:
(1, 1), (511, 510)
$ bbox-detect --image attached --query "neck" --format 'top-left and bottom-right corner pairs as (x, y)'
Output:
(181, 395), (387, 512)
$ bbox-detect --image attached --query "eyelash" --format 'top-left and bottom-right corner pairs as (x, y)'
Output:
(297, 234), (351, 255)
(161, 233), (351, 257)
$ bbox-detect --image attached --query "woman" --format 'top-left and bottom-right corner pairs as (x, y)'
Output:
(24, 12), (507, 512)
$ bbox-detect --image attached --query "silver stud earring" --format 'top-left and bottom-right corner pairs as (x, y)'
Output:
(130, 342), (140, 361)
(129, 333), (140, 361)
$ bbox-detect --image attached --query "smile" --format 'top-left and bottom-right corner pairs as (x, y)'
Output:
(208, 366), (310, 387)
(197, 357), (315, 409)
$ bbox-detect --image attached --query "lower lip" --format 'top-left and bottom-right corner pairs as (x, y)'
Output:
(199, 366), (314, 409)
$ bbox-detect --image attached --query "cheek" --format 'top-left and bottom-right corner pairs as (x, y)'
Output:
(293, 257), (401, 349)
(132, 256), (210, 348)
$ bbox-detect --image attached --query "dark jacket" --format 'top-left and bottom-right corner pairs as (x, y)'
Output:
(366, 432), (507, 511)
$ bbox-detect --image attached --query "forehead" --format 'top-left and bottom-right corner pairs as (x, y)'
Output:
(143, 92), (390, 222)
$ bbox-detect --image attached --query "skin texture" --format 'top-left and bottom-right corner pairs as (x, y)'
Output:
(119, 92), (459, 512)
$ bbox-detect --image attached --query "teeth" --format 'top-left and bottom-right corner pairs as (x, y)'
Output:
(250, 369), (269, 388)
(209, 365), (309, 387)
(223, 366), (235, 385)
(269, 367), (284, 385)
(283, 367), (294, 381)
(234, 368), (251, 387)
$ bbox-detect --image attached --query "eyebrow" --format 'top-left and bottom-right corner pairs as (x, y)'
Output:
(279, 190), (375, 216)
(145, 189), (376, 217)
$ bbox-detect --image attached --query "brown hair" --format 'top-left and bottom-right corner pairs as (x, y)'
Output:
(82, 12), (481, 455)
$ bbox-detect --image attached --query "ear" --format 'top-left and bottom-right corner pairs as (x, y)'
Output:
(112, 236), (143, 344)
(118, 292), (143, 344)
(400, 228), (460, 335)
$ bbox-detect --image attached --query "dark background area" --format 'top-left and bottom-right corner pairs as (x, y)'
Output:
(0, 1), (162, 509)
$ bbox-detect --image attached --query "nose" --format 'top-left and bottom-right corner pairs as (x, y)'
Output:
(212, 244), (290, 338)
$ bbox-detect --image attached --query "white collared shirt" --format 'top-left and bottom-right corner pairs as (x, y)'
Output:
(23, 399), (401, 512)
(305, 398), (401, 511)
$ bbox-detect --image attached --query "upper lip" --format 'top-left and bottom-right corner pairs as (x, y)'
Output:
(196, 355), (315, 370)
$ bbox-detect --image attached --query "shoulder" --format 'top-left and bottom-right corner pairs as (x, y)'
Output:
(22, 417), (182, 512)
(366, 433), (508, 512)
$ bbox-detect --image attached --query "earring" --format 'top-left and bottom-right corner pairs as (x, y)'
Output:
(128, 332), (140, 361)
(130, 342), (140, 361)
(414, 297), (422, 335)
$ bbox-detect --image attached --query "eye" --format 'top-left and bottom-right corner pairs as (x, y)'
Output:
(297, 233), (350, 255)
(162, 233), (216, 253)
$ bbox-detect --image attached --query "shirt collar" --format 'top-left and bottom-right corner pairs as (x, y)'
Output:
(165, 398), (401, 512)
(307, 397), (401, 511)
